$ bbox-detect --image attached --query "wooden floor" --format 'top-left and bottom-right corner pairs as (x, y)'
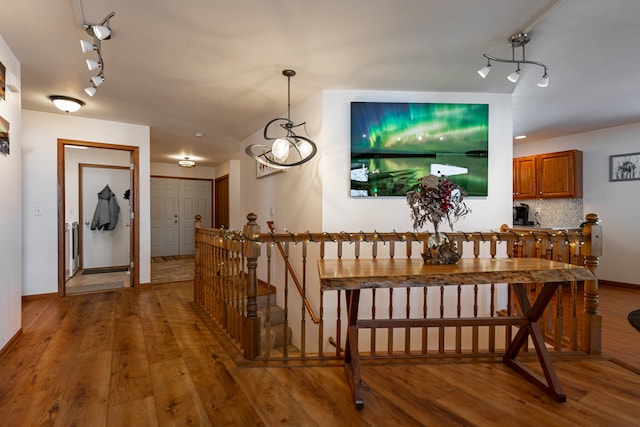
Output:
(1, 261), (639, 426)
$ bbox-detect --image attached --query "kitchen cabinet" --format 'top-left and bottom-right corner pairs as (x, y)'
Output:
(513, 156), (537, 199)
(513, 150), (583, 199)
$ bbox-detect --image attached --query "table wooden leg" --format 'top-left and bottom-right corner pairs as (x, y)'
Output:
(503, 282), (567, 402)
(344, 290), (364, 409)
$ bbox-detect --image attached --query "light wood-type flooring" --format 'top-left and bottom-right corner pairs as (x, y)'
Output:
(64, 255), (196, 293)
(1, 258), (639, 426)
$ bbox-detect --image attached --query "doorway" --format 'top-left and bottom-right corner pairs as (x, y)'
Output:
(215, 175), (229, 229)
(80, 164), (131, 270)
(57, 139), (139, 296)
(150, 177), (212, 257)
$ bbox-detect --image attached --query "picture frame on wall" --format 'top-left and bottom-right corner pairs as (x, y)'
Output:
(0, 61), (5, 101)
(609, 152), (640, 182)
(0, 115), (9, 156)
(350, 102), (489, 197)
(256, 151), (285, 179)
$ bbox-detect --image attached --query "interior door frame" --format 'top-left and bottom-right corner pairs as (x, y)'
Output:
(57, 139), (140, 296)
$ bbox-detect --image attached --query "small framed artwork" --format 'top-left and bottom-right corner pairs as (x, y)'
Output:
(0, 61), (5, 100)
(0, 115), (9, 156)
(256, 152), (284, 179)
(609, 152), (640, 182)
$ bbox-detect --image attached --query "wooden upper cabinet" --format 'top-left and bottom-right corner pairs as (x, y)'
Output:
(513, 150), (583, 199)
(537, 150), (583, 198)
(513, 156), (537, 199)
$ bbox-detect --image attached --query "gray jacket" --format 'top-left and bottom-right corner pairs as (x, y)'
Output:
(90, 185), (120, 231)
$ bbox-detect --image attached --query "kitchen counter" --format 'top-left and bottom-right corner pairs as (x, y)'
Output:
(507, 225), (581, 231)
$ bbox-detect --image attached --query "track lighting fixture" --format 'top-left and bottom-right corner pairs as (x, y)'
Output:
(478, 33), (549, 87)
(49, 95), (85, 113)
(79, 11), (115, 97)
(245, 69), (317, 169)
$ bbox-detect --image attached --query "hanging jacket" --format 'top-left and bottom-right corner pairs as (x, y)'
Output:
(90, 185), (120, 231)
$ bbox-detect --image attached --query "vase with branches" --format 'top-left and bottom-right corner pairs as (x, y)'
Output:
(406, 174), (470, 264)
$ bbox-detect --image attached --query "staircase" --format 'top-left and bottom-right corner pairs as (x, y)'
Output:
(256, 280), (298, 356)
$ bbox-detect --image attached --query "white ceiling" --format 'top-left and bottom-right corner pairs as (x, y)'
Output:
(2, 0), (640, 167)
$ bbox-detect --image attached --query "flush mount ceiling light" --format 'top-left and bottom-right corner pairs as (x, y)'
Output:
(178, 157), (196, 168)
(79, 10), (115, 97)
(478, 33), (549, 87)
(49, 95), (85, 113)
(245, 69), (317, 170)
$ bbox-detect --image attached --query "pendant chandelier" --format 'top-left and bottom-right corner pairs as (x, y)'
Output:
(245, 69), (317, 170)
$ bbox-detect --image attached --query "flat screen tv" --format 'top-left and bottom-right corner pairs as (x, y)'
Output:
(350, 102), (489, 197)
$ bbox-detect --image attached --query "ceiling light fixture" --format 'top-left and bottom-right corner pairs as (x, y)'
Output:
(178, 157), (196, 168)
(245, 69), (317, 169)
(49, 95), (85, 113)
(478, 33), (549, 87)
(80, 11), (115, 98)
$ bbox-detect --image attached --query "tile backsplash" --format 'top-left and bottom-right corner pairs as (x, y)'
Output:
(514, 198), (584, 228)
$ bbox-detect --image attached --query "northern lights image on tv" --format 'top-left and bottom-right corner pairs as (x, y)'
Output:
(350, 102), (489, 197)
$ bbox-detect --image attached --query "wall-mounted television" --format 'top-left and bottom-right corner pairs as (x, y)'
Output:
(350, 102), (489, 197)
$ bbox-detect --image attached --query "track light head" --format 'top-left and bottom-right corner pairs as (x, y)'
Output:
(477, 63), (491, 79)
(80, 39), (96, 53)
(84, 86), (97, 97)
(507, 66), (521, 83)
(86, 59), (101, 71)
(537, 70), (550, 87)
(91, 75), (105, 87)
(92, 25), (111, 40)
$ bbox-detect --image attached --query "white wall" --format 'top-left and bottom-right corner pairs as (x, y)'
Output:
(22, 110), (151, 295)
(0, 36), (22, 350)
(514, 123), (640, 285)
(240, 89), (513, 234)
(238, 89), (514, 353)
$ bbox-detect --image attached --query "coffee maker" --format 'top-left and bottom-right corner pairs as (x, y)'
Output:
(513, 203), (531, 225)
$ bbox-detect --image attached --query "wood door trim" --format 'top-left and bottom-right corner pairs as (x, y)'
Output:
(57, 139), (140, 296)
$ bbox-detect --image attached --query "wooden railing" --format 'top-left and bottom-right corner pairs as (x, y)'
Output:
(194, 213), (602, 362)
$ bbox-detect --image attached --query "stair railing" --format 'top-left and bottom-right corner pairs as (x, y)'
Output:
(266, 220), (320, 325)
(194, 213), (602, 362)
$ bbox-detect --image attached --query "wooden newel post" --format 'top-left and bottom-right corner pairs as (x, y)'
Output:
(242, 212), (262, 359)
(194, 215), (202, 304)
(581, 213), (602, 355)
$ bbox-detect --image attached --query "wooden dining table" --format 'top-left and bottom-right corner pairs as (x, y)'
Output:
(317, 257), (596, 409)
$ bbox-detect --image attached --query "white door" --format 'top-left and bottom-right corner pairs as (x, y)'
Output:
(179, 180), (212, 255)
(151, 178), (180, 257)
(81, 166), (131, 269)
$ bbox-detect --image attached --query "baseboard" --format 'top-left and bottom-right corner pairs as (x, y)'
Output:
(0, 328), (23, 362)
(138, 282), (152, 289)
(22, 292), (58, 302)
(600, 279), (639, 290)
